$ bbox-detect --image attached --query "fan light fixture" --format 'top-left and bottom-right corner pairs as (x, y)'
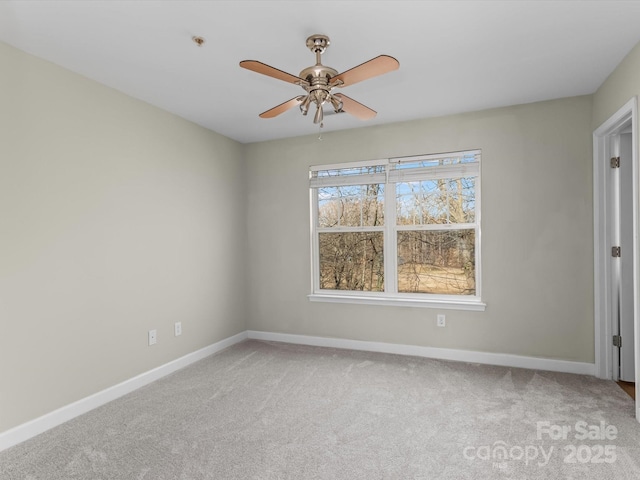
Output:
(240, 35), (399, 126)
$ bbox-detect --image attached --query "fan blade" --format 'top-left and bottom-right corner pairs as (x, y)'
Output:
(331, 55), (399, 87)
(259, 97), (304, 118)
(333, 94), (377, 120)
(240, 60), (307, 85)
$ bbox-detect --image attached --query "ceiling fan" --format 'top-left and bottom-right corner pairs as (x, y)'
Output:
(239, 34), (399, 125)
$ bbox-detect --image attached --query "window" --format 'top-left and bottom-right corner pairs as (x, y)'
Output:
(309, 150), (484, 310)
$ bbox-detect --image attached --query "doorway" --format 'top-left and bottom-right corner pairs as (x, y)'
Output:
(612, 131), (635, 385)
(593, 97), (639, 422)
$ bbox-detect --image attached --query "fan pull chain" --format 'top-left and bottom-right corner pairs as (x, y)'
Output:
(318, 122), (324, 140)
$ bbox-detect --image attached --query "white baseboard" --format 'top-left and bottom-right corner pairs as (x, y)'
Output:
(246, 330), (596, 376)
(0, 329), (598, 452)
(0, 331), (248, 452)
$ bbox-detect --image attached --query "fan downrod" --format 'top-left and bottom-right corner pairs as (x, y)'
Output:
(299, 34), (338, 80)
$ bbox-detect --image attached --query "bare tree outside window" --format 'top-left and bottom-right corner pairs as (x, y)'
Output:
(319, 231), (384, 291)
(396, 176), (476, 294)
(318, 182), (384, 291)
(397, 230), (475, 294)
(310, 151), (480, 300)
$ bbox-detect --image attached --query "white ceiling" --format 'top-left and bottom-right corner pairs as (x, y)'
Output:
(2, 1), (640, 144)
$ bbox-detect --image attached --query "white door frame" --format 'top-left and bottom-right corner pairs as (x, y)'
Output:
(593, 96), (639, 422)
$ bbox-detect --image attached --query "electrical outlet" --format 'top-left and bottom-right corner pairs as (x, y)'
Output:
(174, 322), (182, 337)
(148, 329), (157, 346)
(437, 314), (446, 327)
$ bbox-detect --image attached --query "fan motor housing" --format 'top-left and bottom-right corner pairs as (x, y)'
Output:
(299, 65), (338, 83)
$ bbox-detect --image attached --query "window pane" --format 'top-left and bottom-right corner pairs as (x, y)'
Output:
(318, 184), (384, 227)
(396, 177), (475, 225)
(397, 230), (475, 295)
(319, 232), (384, 291)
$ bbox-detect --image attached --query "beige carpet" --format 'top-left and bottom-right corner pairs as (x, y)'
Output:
(1, 340), (639, 479)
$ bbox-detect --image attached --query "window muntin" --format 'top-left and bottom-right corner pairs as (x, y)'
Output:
(310, 150), (481, 305)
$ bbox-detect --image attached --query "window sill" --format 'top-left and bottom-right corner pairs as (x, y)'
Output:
(308, 293), (486, 311)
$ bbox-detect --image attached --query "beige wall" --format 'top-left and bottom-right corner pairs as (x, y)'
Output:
(592, 40), (640, 131)
(6, 32), (638, 436)
(0, 42), (247, 433)
(245, 96), (594, 363)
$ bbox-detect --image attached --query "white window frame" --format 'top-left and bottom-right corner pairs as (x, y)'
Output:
(308, 150), (485, 311)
